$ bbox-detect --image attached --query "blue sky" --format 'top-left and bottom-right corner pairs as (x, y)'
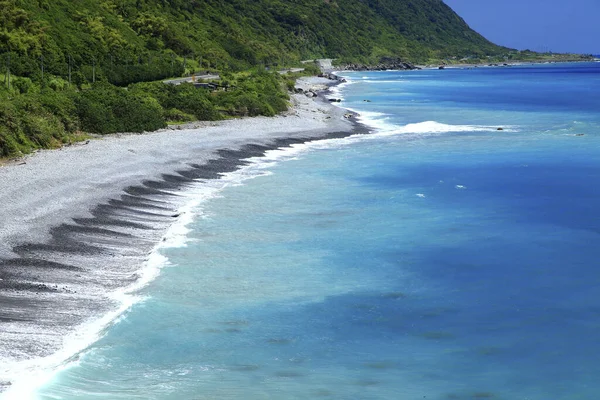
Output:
(443, 0), (600, 54)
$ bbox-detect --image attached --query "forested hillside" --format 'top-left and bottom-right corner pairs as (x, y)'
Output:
(0, 0), (510, 157)
(1, 0), (507, 81)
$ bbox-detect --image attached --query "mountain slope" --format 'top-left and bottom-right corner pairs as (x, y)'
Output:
(0, 0), (511, 157)
(1, 0), (508, 80)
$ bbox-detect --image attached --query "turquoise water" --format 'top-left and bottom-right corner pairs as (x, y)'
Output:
(24, 63), (600, 399)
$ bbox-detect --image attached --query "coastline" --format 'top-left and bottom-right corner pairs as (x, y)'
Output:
(416, 59), (597, 70)
(0, 77), (363, 393)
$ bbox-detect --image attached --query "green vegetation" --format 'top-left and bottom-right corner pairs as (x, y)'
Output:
(1, 0), (581, 158)
(0, 69), (291, 157)
(0, 0), (509, 80)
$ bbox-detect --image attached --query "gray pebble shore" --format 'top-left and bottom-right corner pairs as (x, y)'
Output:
(0, 77), (359, 392)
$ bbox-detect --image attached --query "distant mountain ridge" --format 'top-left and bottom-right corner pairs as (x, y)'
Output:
(1, 0), (509, 79)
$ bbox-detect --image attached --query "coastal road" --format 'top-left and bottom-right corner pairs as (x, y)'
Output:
(302, 58), (334, 72)
(163, 74), (220, 85)
(278, 68), (305, 74)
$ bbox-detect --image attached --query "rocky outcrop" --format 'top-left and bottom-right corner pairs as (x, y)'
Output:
(294, 75), (347, 99)
(317, 73), (347, 83)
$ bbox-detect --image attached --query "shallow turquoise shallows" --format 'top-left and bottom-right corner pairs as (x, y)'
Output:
(36, 63), (600, 400)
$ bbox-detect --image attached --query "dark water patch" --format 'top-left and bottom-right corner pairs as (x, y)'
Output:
(445, 394), (499, 400)
(267, 338), (293, 345)
(381, 291), (407, 300)
(312, 389), (334, 397)
(229, 364), (260, 372)
(355, 379), (380, 387)
(420, 307), (459, 318)
(201, 328), (224, 333)
(364, 361), (397, 370)
(476, 346), (503, 356)
(312, 220), (339, 229)
(472, 392), (496, 399)
(418, 331), (456, 340)
(274, 370), (305, 378)
(351, 303), (377, 310)
(356, 161), (600, 235)
(219, 320), (250, 326)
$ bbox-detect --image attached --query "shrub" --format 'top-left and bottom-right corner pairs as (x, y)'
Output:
(75, 83), (166, 134)
(37, 89), (78, 132)
(113, 95), (165, 132)
(130, 82), (221, 121)
(75, 87), (119, 134)
(12, 77), (34, 94)
(163, 108), (195, 123)
(20, 113), (65, 148)
(0, 96), (71, 157)
(0, 126), (23, 157)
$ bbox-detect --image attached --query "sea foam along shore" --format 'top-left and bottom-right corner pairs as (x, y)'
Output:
(0, 77), (357, 394)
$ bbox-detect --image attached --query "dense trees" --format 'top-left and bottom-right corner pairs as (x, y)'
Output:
(0, 69), (291, 157)
(1, 0), (508, 81)
(0, 0), (513, 157)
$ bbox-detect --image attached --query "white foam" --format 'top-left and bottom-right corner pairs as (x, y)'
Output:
(2, 141), (344, 398)
(328, 77), (354, 100)
(351, 108), (520, 138)
(1, 83), (519, 398)
(331, 75), (519, 138)
(361, 80), (408, 84)
(1, 295), (138, 400)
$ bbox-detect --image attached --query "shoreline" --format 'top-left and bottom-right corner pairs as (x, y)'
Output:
(416, 59), (597, 70)
(331, 59), (597, 73)
(0, 77), (364, 393)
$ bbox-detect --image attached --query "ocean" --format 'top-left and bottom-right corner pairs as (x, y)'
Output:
(6, 62), (600, 399)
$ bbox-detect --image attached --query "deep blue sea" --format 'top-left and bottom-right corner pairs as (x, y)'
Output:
(10, 63), (600, 399)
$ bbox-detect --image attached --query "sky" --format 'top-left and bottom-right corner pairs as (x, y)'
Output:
(443, 0), (600, 54)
